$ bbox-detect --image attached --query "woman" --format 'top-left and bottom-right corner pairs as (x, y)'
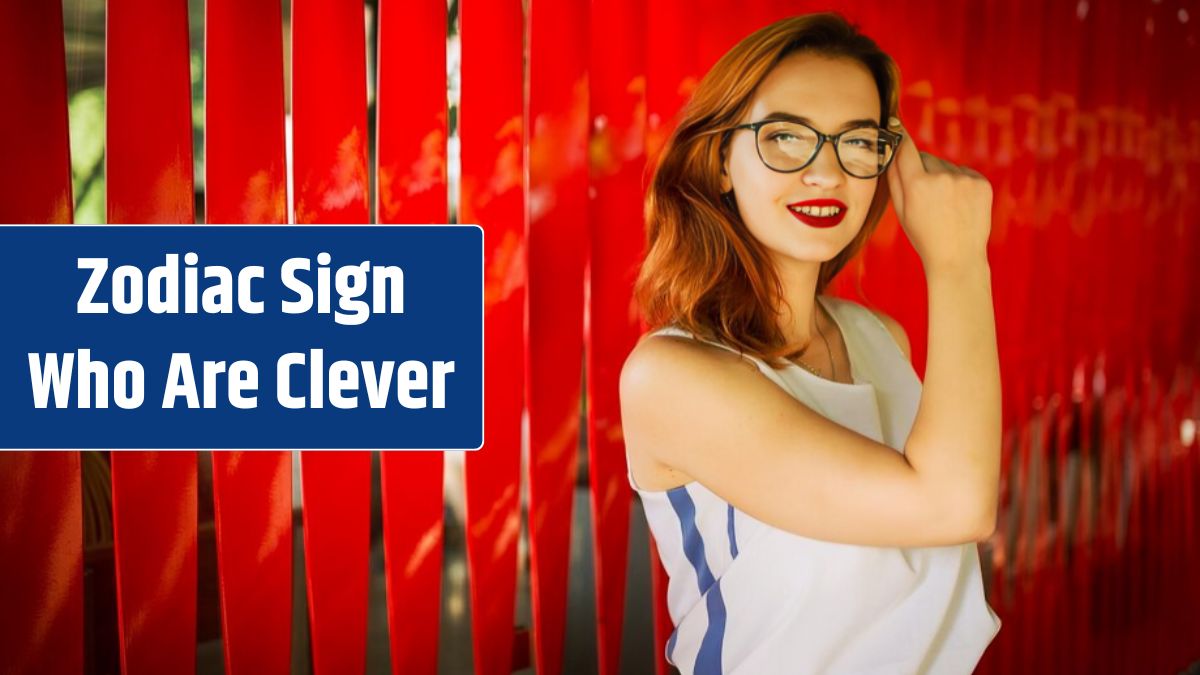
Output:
(620, 12), (1002, 675)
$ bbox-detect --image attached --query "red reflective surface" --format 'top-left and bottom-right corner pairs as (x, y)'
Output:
(291, 0), (369, 224)
(300, 451), (371, 675)
(375, 2), (448, 671)
(585, 0), (649, 671)
(106, 0), (195, 224)
(0, 452), (82, 675)
(205, 0), (287, 224)
(110, 451), (198, 675)
(527, 0), (588, 673)
(211, 451), (293, 675)
(0, 0), (72, 223)
(379, 453), (443, 674)
(375, 0), (446, 225)
(460, 0), (526, 671)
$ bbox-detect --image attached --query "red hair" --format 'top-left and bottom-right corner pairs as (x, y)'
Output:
(635, 12), (901, 368)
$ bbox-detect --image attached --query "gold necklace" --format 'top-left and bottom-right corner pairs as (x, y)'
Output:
(792, 303), (837, 381)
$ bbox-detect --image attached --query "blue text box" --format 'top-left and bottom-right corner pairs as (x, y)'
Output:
(0, 225), (483, 450)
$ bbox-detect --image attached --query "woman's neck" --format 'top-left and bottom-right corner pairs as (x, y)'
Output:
(773, 258), (825, 348)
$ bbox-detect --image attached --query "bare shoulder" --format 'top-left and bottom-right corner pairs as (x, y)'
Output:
(622, 330), (756, 381)
(619, 330), (761, 428)
(619, 330), (761, 489)
(867, 307), (912, 362)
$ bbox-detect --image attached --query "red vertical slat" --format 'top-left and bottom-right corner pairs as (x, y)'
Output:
(0, 0), (73, 223)
(206, 0), (292, 671)
(0, 17), (81, 672)
(211, 452), (293, 675)
(0, 453), (83, 675)
(299, 451), (371, 675)
(375, 2), (449, 671)
(586, 0), (648, 672)
(107, 1), (198, 663)
(106, 0), (195, 224)
(110, 452), (198, 675)
(375, 0), (447, 223)
(205, 0), (288, 224)
(378, 453), (443, 674)
(526, 0), (589, 672)
(460, 0), (526, 670)
(292, 0), (369, 225)
(292, 0), (373, 671)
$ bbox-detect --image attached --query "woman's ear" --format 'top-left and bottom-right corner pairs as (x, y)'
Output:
(720, 161), (733, 193)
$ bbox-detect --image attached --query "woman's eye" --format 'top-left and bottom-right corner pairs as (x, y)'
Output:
(768, 133), (797, 143)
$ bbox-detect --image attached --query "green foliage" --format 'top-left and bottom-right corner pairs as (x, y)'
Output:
(68, 87), (105, 224)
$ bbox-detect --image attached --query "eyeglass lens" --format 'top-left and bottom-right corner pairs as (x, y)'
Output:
(756, 121), (895, 178)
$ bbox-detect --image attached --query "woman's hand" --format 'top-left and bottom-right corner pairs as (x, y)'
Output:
(885, 116), (993, 272)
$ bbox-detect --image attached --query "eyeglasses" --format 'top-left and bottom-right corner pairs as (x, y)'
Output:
(726, 119), (902, 179)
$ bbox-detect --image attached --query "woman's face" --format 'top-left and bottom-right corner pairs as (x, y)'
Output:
(721, 51), (882, 268)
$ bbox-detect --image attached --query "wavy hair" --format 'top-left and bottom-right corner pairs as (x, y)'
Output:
(635, 12), (901, 368)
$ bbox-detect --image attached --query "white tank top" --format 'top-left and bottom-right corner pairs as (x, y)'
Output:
(629, 295), (1002, 674)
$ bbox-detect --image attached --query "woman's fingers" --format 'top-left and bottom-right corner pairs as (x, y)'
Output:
(885, 117), (912, 216)
(889, 116), (927, 180)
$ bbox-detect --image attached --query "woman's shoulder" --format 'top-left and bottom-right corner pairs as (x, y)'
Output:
(622, 325), (760, 388)
(619, 327), (766, 492)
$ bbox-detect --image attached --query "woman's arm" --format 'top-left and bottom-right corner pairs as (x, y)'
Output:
(903, 259), (1001, 538)
(620, 318), (997, 548)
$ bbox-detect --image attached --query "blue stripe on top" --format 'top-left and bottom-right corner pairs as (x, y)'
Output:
(727, 504), (739, 558)
(667, 485), (727, 674)
(696, 579), (728, 675)
(667, 485), (716, 592)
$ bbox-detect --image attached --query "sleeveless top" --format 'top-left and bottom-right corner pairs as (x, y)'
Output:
(629, 295), (1002, 674)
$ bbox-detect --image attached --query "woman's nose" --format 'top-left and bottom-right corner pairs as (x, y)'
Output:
(801, 141), (845, 188)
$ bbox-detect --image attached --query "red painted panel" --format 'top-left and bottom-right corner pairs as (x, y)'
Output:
(375, 0), (447, 225)
(110, 451), (198, 675)
(0, 0), (72, 223)
(300, 451), (371, 675)
(0, 11), (78, 666)
(106, 0), (195, 224)
(0, 453), (83, 675)
(379, 453), (443, 674)
(375, 2), (448, 671)
(460, 0), (526, 671)
(290, 2), (374, 672)
(587, 0), (648, 671)
(211, 451), (293, 675)
(527, 0), (588, 672)
(205, 0), (288, 224)
(291, 0), (369, 224)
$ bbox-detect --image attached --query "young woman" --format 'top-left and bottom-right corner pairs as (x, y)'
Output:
(620, 13), (1002, 674)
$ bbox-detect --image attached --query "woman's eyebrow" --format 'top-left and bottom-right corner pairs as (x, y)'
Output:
(762, 111), (879, 130)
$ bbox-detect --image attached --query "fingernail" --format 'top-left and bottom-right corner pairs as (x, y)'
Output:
(888, 116), (902, 129)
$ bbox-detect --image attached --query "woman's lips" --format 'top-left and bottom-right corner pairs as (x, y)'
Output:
(788, 207), (846, 228)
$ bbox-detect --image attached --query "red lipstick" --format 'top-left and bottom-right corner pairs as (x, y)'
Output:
(787, 199), (847, 228)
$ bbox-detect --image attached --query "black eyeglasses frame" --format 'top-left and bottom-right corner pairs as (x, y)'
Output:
(722, 118), (904, 179)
